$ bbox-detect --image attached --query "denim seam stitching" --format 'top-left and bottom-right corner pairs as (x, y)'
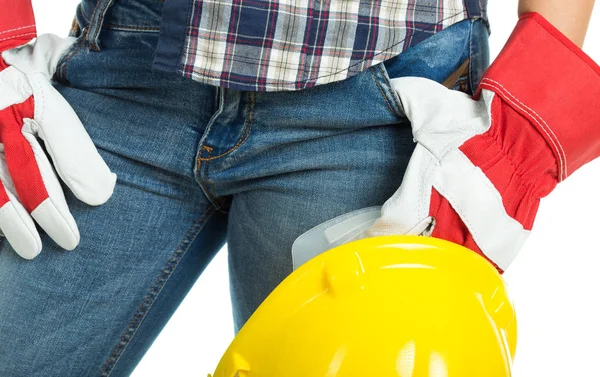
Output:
(98, 205), (218, 377)
(198, 91), (256, 161)
(369, 66), (402, 119)
(379, 64), (404, 117)
(90, 0), (114, 51)
(203, 160), (229, 214)
(78, 7), (155, 33)
(197, 151), (223, 210)
(88, 0), (103, 28)
(370, 67), (396, 117)
(88, 0), (107, 46)
(79, 7), (159, 33)
(56, 35), (88, 82)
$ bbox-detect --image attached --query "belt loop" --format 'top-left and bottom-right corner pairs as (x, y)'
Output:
(463, 0), (484, 18)
(87, 0), (116, 51)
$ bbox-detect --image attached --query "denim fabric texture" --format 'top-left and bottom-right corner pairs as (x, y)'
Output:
(0, 0), (489, 375)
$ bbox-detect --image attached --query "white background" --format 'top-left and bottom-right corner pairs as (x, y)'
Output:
(32, 1), (600, 376)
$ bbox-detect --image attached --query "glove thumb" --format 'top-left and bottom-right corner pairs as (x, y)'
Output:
(1, 34), (76, 79)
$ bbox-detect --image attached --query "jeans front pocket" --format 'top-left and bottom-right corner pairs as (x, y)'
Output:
(367, 63), (406, 120)
(467, 18), (491, 93)
(377, 18), (490, 99)
(53, 34), (88, 85)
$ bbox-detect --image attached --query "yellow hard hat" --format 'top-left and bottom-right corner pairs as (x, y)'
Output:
(211, 236), (517, 377)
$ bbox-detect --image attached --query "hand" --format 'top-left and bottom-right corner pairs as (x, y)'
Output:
(0, 34), (116, 259)
(367, 13), (600, 272)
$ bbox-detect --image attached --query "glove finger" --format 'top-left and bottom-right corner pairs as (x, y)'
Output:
(4, 123), (80, 250)
(0, 100), (49, 212)
(0, 153), (42, 259)
(31, 78), (116, 206)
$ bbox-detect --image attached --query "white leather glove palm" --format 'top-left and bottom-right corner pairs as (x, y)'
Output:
(0, 34), (117, 259)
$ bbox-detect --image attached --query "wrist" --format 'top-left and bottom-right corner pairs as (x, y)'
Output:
(518, 2), (593, 47)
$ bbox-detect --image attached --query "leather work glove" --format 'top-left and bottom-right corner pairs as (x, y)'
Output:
(367, 12), (600, 272)
(0, 2), (116, 259)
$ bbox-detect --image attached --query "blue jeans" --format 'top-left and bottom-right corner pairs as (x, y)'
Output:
(0, 1), (489, 375)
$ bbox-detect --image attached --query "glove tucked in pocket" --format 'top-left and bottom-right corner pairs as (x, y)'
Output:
(368, 13), (600, 272)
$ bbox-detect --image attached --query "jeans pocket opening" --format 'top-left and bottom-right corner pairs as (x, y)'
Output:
(468, 18), (491, 93)
(368, 62), (406, 120)
(53, 34), (88, 85)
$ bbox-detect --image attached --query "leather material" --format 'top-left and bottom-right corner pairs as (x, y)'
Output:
(0, 34), (116, 259)
(367, 79), (531, 271)
(369, 13), (600, 271)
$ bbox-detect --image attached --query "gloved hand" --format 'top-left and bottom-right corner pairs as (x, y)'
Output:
(0, 32), (117, 259)
(367, 12), (600, 272)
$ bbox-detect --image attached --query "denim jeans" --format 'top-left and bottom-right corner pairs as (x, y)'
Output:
(0, 1), (489, 375)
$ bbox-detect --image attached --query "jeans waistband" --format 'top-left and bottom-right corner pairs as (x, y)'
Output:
(75, 0), (164, 50)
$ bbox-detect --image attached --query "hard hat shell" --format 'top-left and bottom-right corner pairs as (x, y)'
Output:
(211, 236), (517, 377)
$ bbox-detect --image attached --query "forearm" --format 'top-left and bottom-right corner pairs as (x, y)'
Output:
(518, 0), (595, 47)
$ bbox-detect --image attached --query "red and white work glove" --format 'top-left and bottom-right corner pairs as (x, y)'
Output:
(0, 1), (116, 259)
(367, 12), (600, 272)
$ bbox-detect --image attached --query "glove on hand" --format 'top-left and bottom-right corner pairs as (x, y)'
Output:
(0, 21), (116, 259)
(368, 13), (600, 272)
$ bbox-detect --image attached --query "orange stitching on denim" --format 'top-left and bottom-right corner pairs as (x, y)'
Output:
(88, 0), (105, 33)
(196, 151), (221, 209)
(56, 36), (87, 82)
(99, 205), (218, 376)
(198, 91), (256, 161)
(198, 150), (230, 213)
(89, 0), (114, 50)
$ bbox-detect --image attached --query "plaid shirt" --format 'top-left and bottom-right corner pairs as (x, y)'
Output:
(154, 0), (487, 91)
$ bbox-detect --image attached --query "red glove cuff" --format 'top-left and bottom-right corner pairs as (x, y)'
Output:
(477, 12), (600, 181)
(0, 0), (37, 52)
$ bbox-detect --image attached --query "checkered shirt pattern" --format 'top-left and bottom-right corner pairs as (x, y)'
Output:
(177, 0), (486, 91)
